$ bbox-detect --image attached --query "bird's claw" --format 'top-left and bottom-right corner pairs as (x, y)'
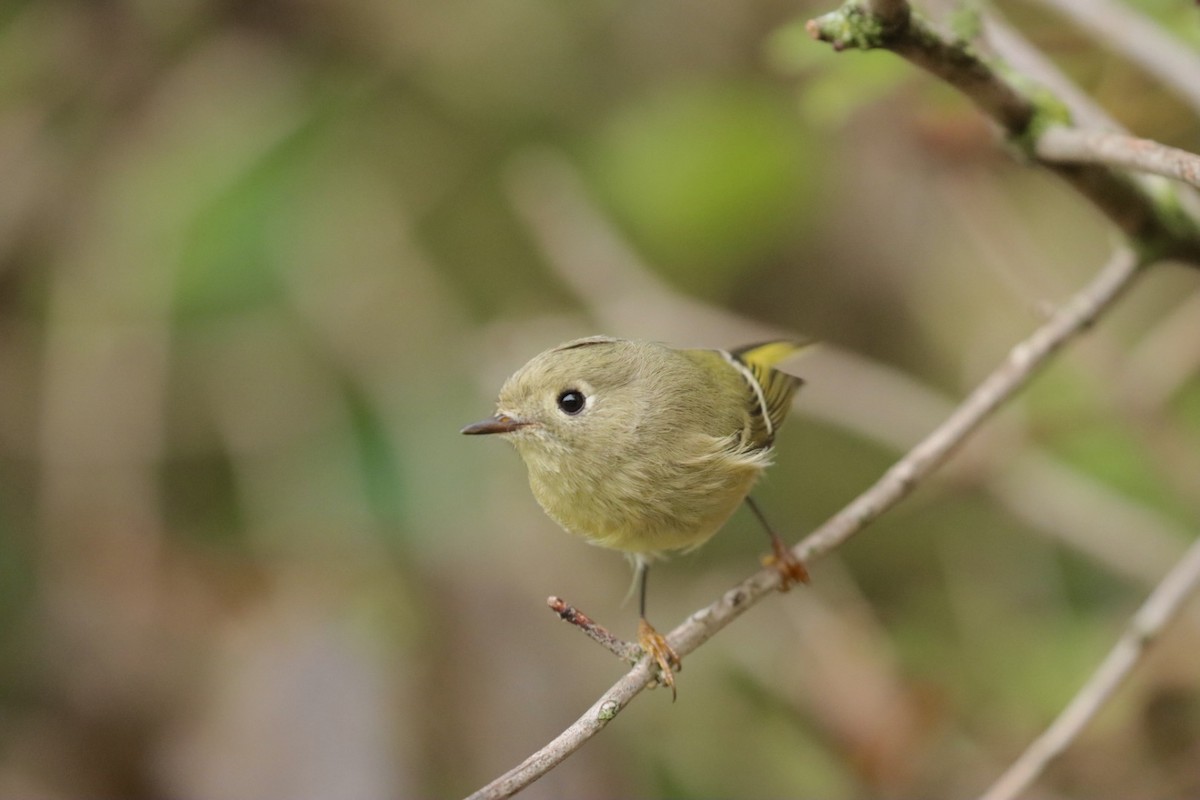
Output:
(637, 618), (681, 700)
(761, 543), (810, 591)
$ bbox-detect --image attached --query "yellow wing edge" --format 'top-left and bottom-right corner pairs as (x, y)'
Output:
(728, 338), (817, 371)
(728, 338), (815, 448)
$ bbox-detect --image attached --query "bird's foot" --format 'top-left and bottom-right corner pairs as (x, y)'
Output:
(761, 540), (810, 591)
(637, 618), (681, 700)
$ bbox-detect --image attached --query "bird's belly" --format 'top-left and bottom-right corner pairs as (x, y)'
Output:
(529, 463), (762, 555)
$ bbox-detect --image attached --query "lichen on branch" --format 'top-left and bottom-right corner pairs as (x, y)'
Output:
(806, 0), (1200, 266)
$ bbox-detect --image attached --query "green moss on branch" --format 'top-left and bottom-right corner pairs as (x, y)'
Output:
(806, 0), (1200, 266)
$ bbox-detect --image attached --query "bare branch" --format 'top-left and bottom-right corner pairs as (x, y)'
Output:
(978, 533), (1200, 800)
(975, 10), (1122, 133)
(1036, 127), (1200, 190)
(805, 8), (1034, 132)
(797, 248), (1141, 557)
(972, 8), (1200, 229)
(806, 2), (1200, 265)
(546, 596), (642, 664)
(1030, 0), (1200, 116)
(464, 248), (1144, 800)
(464, 665), (655, 800)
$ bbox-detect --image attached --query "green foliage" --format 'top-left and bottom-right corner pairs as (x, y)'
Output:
(1175, 380), (1200, 438)
(176, 143), (301, 318)
(162, 451), (245, 546)
(769, 19), (911, 129)
(345, 382), (407, 530)
(948, 1), (983, 44)
(1125, 0), (1200, 47)
(583, 83), (818, 297)
(1028, 364), (1196, 524)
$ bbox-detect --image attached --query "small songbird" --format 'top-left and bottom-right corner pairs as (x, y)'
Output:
(462, 336), (810, 696)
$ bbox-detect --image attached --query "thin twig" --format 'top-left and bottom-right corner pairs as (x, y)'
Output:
(797, 248), (1140, 557)
(505, 151), (1194, 590)
(975, 10), (1122, 133)
(463, 248), (1144, 800)
(1030, 0), (1200, 116)
(957, 1), (1200, 235)
(806, 3), (1200, 265)
(1036, 127), (1200, 190)
(978, 533), (1200, 800)
(546, 596), (642, 664)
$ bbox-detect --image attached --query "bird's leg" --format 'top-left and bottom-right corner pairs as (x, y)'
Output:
(746, 495), (810, 590)
(635, 559), (680, 700)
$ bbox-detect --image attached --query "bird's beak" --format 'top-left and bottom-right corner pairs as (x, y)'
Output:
(460, 414), (529, 435)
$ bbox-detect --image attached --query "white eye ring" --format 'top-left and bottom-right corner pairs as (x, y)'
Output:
(556, 389), (586, 415)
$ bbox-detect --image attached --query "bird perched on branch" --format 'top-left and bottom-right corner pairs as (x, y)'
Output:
(462, 336), (811, 696)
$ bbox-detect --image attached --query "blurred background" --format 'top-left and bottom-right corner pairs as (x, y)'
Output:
(1, 0), (1199, 797)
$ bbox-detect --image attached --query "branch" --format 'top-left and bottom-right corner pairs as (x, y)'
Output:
(806, 2), (1200, 265)
(975, 9), (1122, 133)
(977, 533), (1200, 800)
(505, 150), (1196, 587)
(866, 0), (909, 32)
(808, 6), (1034, 130)
(1030, 0), (1200, 116)
(1035, 127), (1200, 191)
(547, 596), (642, 664)
(464, 248), (1144, 800)
(795, 248), (1140, 556)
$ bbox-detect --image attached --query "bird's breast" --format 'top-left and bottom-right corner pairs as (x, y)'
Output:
(521, 435), (769, 555)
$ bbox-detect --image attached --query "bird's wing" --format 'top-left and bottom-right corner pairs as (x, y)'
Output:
(726, 340), (810, 449)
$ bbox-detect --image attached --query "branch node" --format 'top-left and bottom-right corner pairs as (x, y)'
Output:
(806, 0), (1200, 264)
(806, 2), (891, 51)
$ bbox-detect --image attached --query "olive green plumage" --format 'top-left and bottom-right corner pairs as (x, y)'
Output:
(464, 336), (806, 556)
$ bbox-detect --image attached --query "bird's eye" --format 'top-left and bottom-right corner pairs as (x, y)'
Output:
(556, 389), (586, 415)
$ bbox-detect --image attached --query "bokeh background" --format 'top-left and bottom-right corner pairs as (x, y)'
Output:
(1, 1), (1199, 797)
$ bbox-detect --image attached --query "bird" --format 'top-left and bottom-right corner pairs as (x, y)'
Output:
(462, 335), (810, 696)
